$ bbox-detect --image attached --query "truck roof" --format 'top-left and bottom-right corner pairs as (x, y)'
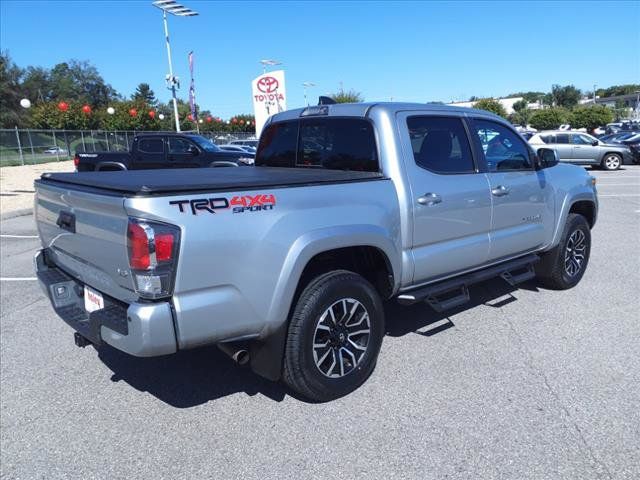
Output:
(269, 102), (505, 123)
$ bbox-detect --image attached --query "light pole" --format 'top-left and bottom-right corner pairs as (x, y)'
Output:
(593, 84), (597, 104)
(302, 82), (316, 106)
(259, 59), (282, 75)
(152, 0), (198, 132)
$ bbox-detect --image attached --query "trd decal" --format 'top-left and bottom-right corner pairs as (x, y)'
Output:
(170, 194), (276, 215)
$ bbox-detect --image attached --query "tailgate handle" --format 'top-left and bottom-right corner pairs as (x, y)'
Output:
(56, 211), (76, 233)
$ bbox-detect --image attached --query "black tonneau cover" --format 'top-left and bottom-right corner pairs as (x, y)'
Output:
(38, 167), (384, 195)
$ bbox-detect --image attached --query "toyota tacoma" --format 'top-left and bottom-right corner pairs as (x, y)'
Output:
(34, 103), (598, 401)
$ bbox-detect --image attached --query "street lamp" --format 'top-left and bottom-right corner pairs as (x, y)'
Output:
(259, 59), (282, 74)
(152, 0), (198, 132)
(302, 82), (316, 106)
(20, 98), (31, 109)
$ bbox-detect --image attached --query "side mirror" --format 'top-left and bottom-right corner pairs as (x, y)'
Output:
(591, 140), (599, 146)
(187, 145), (199, 155)
(536, 148), (559, 168)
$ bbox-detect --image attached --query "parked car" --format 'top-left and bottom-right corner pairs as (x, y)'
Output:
(218, 144), (257, 155)
(44, 146), (67, 155)
(74, 133), (254, 171)
(34, 103), (597, 401)
(620, 133), (640, 164)
(529, 130), (632, 170)
(229, 139), (259, 149)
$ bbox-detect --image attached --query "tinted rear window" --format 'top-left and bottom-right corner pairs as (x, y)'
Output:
(256, 118), (378, 171)
(138, 138), (164, 154)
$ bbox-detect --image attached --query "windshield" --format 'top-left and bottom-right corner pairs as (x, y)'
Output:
(190, 135), (222, 152)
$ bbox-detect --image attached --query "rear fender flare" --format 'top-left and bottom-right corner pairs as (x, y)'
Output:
(96, 161), (127, 171)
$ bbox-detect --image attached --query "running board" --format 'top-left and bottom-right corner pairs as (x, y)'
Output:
(397, 254), (539, 309)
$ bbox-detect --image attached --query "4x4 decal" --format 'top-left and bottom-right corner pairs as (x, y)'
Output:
(170, 194), (276, 215)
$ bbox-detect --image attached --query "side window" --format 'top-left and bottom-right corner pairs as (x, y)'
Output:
(470, 119), (532, 171)
(572, 134), (594, 145)
(298, 118), (378, 171)
(255, 121), (298, 167)
(556, 133), (570, 144)
(138, 138), (164, 154)
(169, 138), (195, 154)
(540, 134), (554, 144)
(406, 116), (474, 173)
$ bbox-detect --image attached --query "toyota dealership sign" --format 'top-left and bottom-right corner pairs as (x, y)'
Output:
(252, 70), (287, 134)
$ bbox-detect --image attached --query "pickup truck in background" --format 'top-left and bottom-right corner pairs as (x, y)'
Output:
(35, 103), (598, 402)
(74, 133), (254, 171)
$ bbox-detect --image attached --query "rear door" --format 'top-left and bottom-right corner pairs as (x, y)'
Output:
(397, 113), (492, 283)
(552, 133), (574, 163)
(468, 118), (550, 261)
(131, 136), (166, 169)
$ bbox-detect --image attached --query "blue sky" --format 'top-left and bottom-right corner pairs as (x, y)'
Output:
(1, 0), (639, 118)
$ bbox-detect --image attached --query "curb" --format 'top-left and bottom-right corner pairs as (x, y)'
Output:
(0, 208), (33, 221)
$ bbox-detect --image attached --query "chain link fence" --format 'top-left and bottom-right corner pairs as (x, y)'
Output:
(0, 129), (257, 167)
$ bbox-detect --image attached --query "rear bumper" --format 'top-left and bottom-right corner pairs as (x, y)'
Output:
(35, 249), (177, 357)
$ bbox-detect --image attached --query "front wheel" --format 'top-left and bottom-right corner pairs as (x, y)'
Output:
(601, 153), (622, 170)
(283, 270), (385, 402)
(535, 213), (591, 290)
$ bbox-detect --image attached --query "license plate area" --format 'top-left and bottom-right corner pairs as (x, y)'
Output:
(84, 286), (104, 313)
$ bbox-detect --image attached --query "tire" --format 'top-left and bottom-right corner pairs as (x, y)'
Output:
(283, 270), (385, 402)
(535, 213), (591, 290)
(601, 153), (622, 171)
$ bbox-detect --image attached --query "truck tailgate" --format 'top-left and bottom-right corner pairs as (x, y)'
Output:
(34, 180), (136, 303)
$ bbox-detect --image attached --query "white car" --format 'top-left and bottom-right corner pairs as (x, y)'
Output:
(44, 147), (67, 155)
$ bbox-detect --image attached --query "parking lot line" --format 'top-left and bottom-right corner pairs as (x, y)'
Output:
(0, 234), (39, 239)
(0, 277), (37, 281)
(598, 194), (640, 197)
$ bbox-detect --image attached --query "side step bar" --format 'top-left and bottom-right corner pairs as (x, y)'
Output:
(397, 254), (539, 310)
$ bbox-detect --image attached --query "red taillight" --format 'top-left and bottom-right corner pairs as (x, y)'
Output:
(128, 222), (150, 269)
(127, 219), (180, 299)
(73, 155), (80, 167)
(155, 233), (174, 262)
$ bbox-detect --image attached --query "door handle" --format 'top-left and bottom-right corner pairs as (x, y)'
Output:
(491, 185), (510, 197)
(417, 193), (442, 206)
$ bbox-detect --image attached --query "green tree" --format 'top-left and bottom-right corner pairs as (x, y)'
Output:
(132, 83), (157, 106)
(529, 107), (570, 130)
(612, 100), (630, 121)
(330, 88), (364, 103)
(569, 105), (614, 132)
(48, 60), (119, 106)
(551, 84), (581, 108)
(596, 84), (640, 98)
(473, 98), (508, 118)
(0, 51), (27, 127)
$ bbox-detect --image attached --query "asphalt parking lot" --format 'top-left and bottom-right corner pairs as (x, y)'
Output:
(1, 166), (639, 480)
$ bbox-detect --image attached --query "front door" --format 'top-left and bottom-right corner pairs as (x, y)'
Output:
(468, 118), (549, 261)
(167, 137), (200, 167)
(571, 133), (600, 164)
(398, 113), (492, 284)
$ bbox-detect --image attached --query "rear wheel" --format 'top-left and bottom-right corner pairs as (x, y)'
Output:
(283, 270), (385, 402)
(535, 213), (591, 290)
(601, 153), (622, 170)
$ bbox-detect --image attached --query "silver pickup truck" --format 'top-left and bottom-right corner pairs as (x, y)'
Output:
(34, 103), (598, 401)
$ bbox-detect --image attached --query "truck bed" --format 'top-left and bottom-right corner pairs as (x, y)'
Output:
(37, 167), (384, 195)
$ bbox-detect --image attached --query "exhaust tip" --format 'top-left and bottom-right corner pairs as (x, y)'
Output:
(233, 350), (250, 366)
(218, 343), (250, 365)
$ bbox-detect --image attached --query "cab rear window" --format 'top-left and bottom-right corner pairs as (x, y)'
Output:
(256, 118), (378, 172)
